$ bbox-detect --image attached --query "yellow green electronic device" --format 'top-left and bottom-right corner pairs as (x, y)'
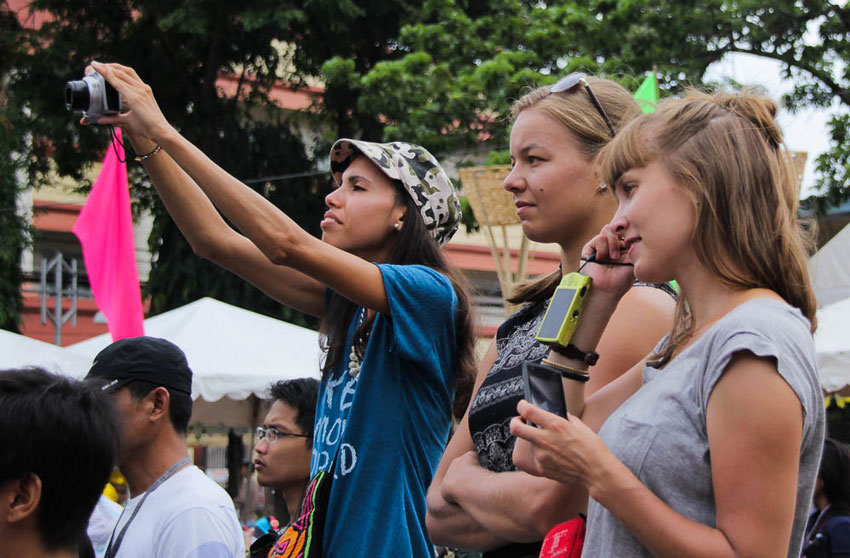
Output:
(535, 272), (592, 347)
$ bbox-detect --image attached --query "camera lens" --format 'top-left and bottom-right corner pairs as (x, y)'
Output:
(64, 80), (90, 111)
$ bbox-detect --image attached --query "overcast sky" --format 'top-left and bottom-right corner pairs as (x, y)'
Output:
(704, 52), (842, 199)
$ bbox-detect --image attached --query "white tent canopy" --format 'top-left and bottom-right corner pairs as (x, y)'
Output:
(810, 222), (850, 308)
(815, 296), (850, 392)
(0, 329), (92, 377)
(67, 297), (322, 428)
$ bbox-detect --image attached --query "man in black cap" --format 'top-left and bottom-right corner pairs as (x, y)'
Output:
(85, 336), (244, 558)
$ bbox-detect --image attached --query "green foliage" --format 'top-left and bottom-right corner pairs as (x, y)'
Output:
(485, 150), (512, 166)
(803, 113), (850, 215)
(458, 196), (480, 234)
(4, 0), (850, 335)
(349, 0), (850, 212)
(0, 3), (33, 332)
(7, 0), (328, 327)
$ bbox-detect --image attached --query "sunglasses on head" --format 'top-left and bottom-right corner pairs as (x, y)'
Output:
(549, 72), (617, 138)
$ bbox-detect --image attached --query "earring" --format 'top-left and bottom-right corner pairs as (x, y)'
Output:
(394, 223), (401, 230)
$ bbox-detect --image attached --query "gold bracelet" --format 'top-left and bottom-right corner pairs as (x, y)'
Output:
(134, 144), (162, 162)
(541, 358), (590, 382)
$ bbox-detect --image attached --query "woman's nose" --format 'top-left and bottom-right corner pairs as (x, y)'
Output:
(610, 211), (628, 236)
(503, 165), (524, 193)
(325, 187), (341, 208)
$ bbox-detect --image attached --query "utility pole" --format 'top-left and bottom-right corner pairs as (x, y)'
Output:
(40, 252), (78, 346)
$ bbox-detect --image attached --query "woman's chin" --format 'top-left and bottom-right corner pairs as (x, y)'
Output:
(519, 222), (552, 244)
(633, 261), (672, 286)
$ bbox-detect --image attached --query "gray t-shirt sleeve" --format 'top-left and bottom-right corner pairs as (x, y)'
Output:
(698, 302), (821, 441)
(586, 298), (825, 558)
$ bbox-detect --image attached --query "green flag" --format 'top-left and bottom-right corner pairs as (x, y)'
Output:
(634, 72), (658, 114)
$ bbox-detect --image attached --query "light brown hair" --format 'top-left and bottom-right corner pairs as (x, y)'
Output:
(508, 76), (643, 304)
(598, 89), (817, 363)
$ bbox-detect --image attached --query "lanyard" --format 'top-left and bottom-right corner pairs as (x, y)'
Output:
(104, 457), (192, 558)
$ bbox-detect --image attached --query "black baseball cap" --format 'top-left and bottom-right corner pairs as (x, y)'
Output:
(85, 336), (193, 395)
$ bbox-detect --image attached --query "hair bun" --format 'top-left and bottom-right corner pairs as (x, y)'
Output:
(713, 90), (783, 148)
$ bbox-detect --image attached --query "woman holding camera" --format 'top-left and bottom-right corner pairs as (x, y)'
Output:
(83, 61), (477, 558)
(511, 90), (824, 557)
(425, 75), (677, 557)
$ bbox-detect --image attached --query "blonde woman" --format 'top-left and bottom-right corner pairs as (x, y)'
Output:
(426, 75), (677, 557)
(512, 90), (825, 557)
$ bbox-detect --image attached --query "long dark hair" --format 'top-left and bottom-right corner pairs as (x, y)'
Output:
(319, 181), (476, 421)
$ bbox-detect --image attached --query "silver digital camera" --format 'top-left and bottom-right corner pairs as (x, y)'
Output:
(64, 71), (121, 123)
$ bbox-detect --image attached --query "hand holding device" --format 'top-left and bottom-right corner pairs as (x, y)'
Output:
(522, 361), (568, 424)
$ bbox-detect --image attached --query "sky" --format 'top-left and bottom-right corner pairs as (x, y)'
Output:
(704, 53), (842, 200)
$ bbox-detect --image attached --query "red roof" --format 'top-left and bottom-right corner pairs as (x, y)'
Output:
(9, 0), (52, 30)
(215, 74), (323, 111)
(444, 243), (559, 276)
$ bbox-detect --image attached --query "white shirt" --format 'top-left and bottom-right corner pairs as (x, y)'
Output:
(108, 465), (244, 558)
(88, 495), (123, 558)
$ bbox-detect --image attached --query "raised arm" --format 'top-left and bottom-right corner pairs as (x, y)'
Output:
(123, 131), (326, 317)
(91, 61), (393, 315)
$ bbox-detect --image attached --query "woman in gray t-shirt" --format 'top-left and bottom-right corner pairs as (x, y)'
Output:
(510, 89), (824, 558)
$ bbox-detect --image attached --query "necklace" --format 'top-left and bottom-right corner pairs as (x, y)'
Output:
(348, 307), (368, 378)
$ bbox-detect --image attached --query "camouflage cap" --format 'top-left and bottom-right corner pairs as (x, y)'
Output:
(329, 139), (461, 246)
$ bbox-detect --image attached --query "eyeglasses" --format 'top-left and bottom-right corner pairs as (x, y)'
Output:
(256, 426), (309, 443)
(549, 72), (617, 138)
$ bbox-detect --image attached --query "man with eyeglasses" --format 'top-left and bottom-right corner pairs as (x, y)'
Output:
(85, 336), (244, 558)
(253, 378), (319, 524)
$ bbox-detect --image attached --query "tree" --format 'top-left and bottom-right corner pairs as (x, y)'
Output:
(0, 3), (34, 332)
(3, 0), (451, 329)
(349, 0), (850, 213)
(8, 0), (333, 327)
(4, 0), (849, 335)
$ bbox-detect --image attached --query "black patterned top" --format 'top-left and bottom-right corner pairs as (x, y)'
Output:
(468, 281), (678, 473)
(468, 298), (550, 473)
(466, 282), (676, 558)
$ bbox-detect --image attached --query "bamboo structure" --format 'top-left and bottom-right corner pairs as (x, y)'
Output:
(459, 165), (531, 315)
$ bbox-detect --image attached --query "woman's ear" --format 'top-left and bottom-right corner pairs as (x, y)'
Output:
(394, 206), (407, 231)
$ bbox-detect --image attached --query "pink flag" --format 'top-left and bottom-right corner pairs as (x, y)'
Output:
(73, 128), (145, 340)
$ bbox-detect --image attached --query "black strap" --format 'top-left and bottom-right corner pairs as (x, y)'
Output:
(104, 457), (192, 558)
(549, 343), (599, 366)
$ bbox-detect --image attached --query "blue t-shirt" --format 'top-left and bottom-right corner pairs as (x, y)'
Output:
(312, 264), (458, 558)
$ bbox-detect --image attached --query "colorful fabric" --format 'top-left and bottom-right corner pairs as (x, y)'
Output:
(267, 465), (331, 558)
(73, 128), (144, 340)
(634, 72), (658, 114)
(329, 139), (461, 246)
(312, 264), (458, 557)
